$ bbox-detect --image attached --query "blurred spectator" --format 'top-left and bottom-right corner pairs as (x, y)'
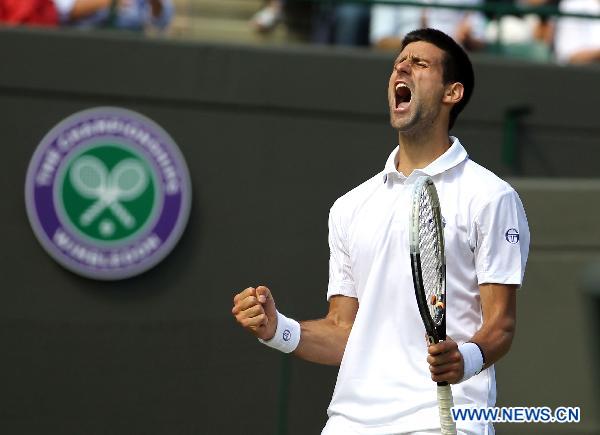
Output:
(53, 0), (173, 31)
(554, 0), (600, 63)
(0, 0), (58, 26)
(312, 2), (371, 46)
(528, 0), (558, 46)
(251, 0), (282, 33)
(251, 0), (314, 40)
(485, 0), (554, 45)
(485, 14), (539, 44)
(370, 0), (487, 50)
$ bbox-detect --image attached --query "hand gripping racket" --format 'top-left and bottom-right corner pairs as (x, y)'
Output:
(409, 176), (457, 435)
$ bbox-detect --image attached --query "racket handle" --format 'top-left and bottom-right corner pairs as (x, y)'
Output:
(437, 384), (457, 435)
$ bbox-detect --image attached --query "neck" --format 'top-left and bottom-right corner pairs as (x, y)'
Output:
(396, 123), (451, 176)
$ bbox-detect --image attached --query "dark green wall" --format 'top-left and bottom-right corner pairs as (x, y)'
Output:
(0, 27), (598, 435)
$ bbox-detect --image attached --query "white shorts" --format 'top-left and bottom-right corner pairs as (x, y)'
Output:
(321, 417), (494, 435)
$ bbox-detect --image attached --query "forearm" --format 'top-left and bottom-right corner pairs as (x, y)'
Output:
(233, 288), (356, 365)
(429, 309), (515, 384)
(463, 283), (517, 370)
(294, 315), (353, 366)
(469, 311), (516, 369)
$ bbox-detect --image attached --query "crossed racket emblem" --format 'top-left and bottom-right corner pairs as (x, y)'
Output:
(69, 156), (149, 230)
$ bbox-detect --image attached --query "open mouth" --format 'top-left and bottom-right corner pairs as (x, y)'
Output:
(395, 82), (412, 110)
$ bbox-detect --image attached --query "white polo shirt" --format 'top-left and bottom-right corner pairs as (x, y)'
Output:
(324, 138), (529, 434)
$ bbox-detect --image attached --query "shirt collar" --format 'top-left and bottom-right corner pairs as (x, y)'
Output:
(382, 136), (468, 183)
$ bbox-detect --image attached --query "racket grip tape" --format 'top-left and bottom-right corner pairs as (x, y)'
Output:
(437, 384), (457, 435)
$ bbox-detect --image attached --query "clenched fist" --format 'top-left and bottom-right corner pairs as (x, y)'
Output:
(232, 285), (278, 341)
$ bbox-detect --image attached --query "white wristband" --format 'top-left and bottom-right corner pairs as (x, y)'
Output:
(258, 311), (301, 353)
(458, 342), (484, 383)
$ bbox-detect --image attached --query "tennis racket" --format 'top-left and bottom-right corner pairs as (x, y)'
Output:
(409, 176), (456, 435)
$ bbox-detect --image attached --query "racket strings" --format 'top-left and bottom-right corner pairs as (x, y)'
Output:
(418, 188), (444, 325)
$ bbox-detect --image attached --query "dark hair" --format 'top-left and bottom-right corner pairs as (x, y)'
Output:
(400, 28), (474, 130)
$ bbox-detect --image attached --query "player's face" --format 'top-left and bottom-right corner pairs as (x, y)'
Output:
(388, 41), (448, 132)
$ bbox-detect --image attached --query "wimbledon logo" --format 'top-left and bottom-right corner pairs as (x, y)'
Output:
(25, 107), (192, 280)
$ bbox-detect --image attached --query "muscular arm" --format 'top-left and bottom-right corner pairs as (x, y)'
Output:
(232, 286), (358, 366)
(294, 295), (359, 366)
(428, 283), (517, 383)
(470, 283), (517, 369)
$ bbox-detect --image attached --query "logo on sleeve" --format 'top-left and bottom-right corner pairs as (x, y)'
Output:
(505, 228), (520, 244)
(283, 329), (291, 341)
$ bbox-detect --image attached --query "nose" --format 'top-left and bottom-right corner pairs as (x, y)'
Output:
(395, 59), (411, 75)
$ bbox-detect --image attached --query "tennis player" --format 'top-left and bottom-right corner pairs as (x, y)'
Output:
(232, 28), (529, 435)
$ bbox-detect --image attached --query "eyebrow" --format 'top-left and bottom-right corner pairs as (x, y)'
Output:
(394, 55), (431, 65)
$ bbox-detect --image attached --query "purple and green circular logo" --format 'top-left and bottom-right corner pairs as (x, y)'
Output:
(25, 107), (192, 280)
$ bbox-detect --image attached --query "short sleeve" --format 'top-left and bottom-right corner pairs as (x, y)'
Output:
(327, 201), (357, 301)
(471, 189), (530, 286)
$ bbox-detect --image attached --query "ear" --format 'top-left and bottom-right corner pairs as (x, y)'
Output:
(442, 82), (464, 105)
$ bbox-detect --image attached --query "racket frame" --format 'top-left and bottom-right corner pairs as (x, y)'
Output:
(409, 176), (457, 435)
(409, 176), (447, 348)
